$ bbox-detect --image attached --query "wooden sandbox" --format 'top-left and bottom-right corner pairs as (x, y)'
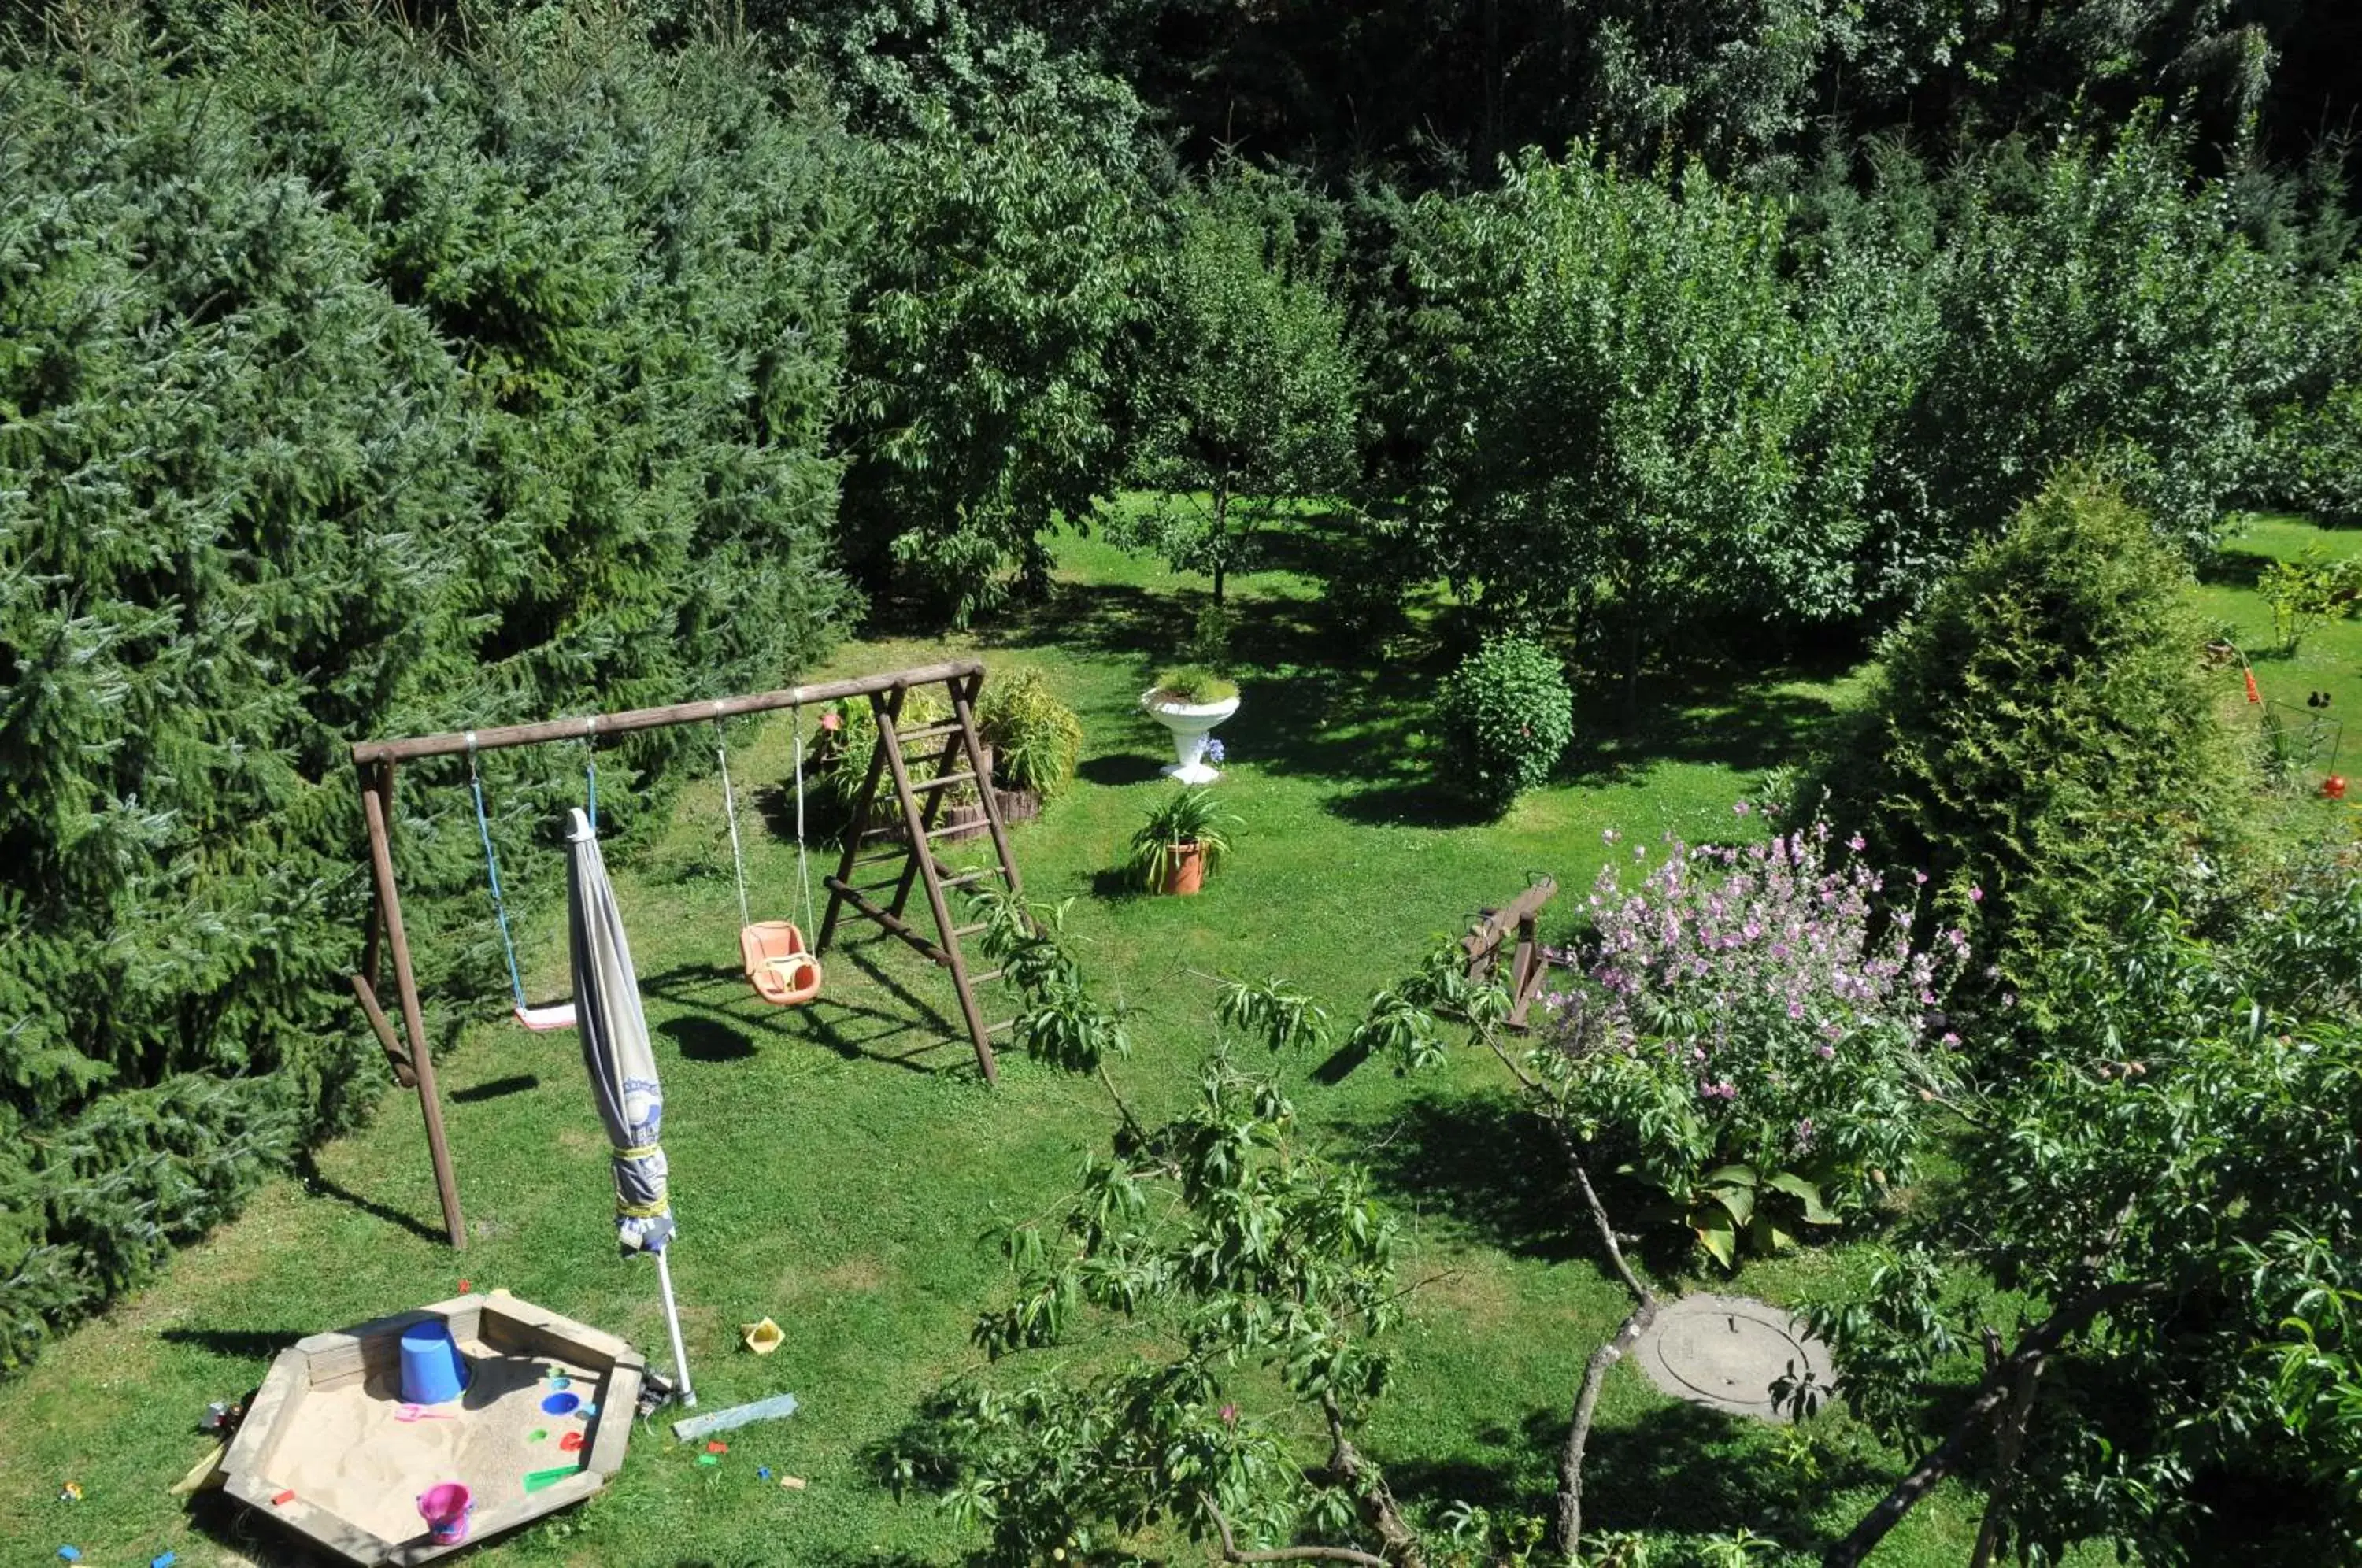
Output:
(220, 1293), (645, 1565)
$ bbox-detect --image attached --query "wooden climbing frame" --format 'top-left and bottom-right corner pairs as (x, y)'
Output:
(816, 666), (1024, 1085)
(346, 660), (1022, 1250)
(1463, 874), (1560, 1032)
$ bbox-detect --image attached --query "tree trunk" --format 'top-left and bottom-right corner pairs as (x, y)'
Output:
(1968, 1354), (2048, 1568)
(1552, 1296), (1660, 1558)
(1622, 611), (1641, 716)
(1823, 1280), (2159, 1568)
(1212, 481), (1231, 605)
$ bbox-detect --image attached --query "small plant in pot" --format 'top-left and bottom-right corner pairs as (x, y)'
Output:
(1141, 664), (1241, 784)
(1127, 789), (1238, 895)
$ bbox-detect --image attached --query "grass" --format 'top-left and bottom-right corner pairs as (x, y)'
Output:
(10, 512), (2349, 1566)
(2200, 512), (2362, 814)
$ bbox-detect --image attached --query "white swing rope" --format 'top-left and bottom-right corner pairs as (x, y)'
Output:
(792, 704), (816, 937)
(713, 711), (818, 937)
(716, 725), (753, 931)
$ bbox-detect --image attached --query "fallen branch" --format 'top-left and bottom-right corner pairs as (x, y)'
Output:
(1553, 1294), (1660, 1556)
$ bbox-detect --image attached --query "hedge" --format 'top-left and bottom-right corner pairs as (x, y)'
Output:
(0, 7), (855, 1369)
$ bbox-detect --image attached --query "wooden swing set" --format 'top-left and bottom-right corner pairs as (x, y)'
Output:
(347, 659), (1026, 1248)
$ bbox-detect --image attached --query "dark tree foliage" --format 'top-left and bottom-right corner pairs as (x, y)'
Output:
(0, 4), (854, 1367)
(753, 0), (1164, 623)
(1012, 0), (2360, 192)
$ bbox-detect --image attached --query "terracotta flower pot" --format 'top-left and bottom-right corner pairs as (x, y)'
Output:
(1162, 841), (1206, 896)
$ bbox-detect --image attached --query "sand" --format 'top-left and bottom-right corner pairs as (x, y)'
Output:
(268, 1339), (608, 1548)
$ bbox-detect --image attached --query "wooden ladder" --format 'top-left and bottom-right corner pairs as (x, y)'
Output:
(816, 670), (1024, 1082)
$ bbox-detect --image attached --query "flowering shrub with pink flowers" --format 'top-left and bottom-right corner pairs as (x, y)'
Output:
(1540, 815), (1968, 1264)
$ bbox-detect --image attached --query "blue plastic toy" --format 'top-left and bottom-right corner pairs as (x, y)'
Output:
(398, 1321), (468, 1406)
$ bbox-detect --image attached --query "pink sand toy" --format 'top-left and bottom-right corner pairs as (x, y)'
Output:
(417, 1481), (472, 1545)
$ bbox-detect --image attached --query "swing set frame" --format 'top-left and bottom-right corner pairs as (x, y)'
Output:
(347, 660), (1022, 1249)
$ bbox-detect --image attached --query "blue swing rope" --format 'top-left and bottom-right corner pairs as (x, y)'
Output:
(465, 733), (529, 1013)
(466, 724), (599, 1014)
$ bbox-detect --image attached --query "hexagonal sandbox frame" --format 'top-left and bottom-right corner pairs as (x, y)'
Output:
(220, 1293), (645, 1565)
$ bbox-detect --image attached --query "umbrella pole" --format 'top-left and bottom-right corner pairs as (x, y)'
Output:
(655, 1248), (697, 1407)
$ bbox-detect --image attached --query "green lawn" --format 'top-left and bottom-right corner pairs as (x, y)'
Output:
(13, 516), (2349, 1567)
(2200, 513), (2362, 815)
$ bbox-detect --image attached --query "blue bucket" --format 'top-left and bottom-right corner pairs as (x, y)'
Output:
(398, 1321), (468, 1407)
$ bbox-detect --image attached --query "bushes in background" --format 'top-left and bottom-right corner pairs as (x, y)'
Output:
(0, 6), (853, 1368)
(978, 670), (1084, 801)
(1436, 635), (1574, 815)
(1116, 163), (1361, 602)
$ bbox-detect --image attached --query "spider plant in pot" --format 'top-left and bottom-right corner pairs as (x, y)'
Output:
(1127, 789), (1238, 896)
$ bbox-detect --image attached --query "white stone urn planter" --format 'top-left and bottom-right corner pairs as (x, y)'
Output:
(1141, 689), (1240, 785)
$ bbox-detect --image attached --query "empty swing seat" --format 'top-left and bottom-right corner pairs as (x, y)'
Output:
(741, 921), (823, 1006)
(514, 1001), (578, 1032)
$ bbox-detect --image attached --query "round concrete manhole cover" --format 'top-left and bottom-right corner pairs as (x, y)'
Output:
(1635, 1293), (1833, 1421)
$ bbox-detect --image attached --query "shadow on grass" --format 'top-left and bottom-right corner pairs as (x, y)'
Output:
(1562, 662), (1849, 786)
(1324, 775), (1491, 829)
(660, 1015), (757, 1062)
(1386, 1396), (1887, 1546)
(985, 515), (1856, 822)
(2197, 542), (2275, 588)
(291, 1151), (446, 1246)
(1089, 864), (1151, 900)
(1078, 752), (1167, 787)
(1578, 1398), (1879, 1544)
(1344, 1090), (1586, 1263)
(638, 954), (961, 1077)
(160, 1326), (303, 1363)
(451, 1073), (539, 1103)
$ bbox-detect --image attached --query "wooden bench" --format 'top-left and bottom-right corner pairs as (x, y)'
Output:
(1463, 874), (1560, 1031)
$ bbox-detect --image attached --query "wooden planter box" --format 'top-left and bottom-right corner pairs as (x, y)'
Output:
(220, 1293), (645, 1566)
(851, 745), (1040, 843)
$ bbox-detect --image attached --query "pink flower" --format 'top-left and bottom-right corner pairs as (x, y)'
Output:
(1940, 1032), (1960, 1047)
(1912, 870), (1928, 884)
(1734, 801), (1752, 816)
(1846, 834), (1866, 852)
(1816, 1044), (1835, 1059)
(1968, 886), (1984, 903)
(1220, 1403), (1238, 1426)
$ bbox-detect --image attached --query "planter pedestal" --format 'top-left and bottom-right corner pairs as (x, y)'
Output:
(1141, 691), (1240, 785)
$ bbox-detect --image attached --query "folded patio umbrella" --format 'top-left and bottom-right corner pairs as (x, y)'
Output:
(566, 807), (696, 1407)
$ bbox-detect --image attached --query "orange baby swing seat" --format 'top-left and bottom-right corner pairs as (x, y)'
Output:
(740, 920), (823, 1006)
(717, 712), (824, 1010)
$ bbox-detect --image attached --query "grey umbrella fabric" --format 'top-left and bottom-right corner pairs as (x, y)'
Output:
(566, 806), (695, 1404)
(566, 807), (674, 1255)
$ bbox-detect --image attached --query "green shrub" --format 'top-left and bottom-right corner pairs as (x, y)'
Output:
(1436, 636), (1574, 814)
(1395, 154), (1836, 690)
(1812, 466), (2257, 1015)
(977, 670), (1083, 800)
(816, 686), (951, 823)
(1873, 120), (2297, 593)
(1147, 665), (1239, 704)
